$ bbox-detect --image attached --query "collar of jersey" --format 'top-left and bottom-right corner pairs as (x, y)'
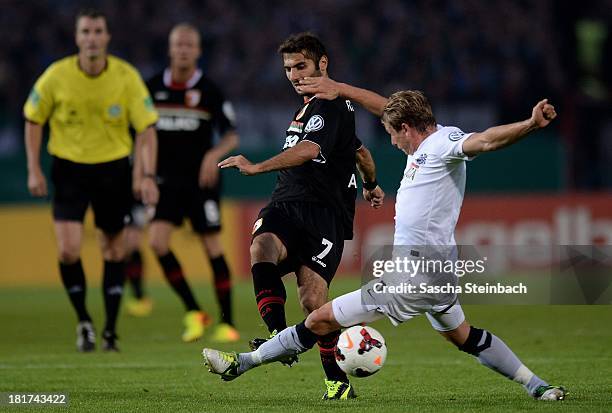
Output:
(164, 68), (203, 90)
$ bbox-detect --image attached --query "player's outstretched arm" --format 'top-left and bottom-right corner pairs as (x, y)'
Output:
(218, 141), (319, 175)
(24, 120), (48, 197)
(356, 145), (384, 208)
(462, 99), (557, 157)
(299, 77), (388, 117)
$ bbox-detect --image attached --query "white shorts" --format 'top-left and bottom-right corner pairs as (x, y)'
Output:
(331, 288), (465, 332)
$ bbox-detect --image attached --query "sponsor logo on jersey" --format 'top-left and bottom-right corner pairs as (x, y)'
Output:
(154, 91), (169, 100)
(449, 131), (465, 141)
(305, 115), (324, 132)
(185, 89), (201, 107)
(416, 153), (428, 165)
(287, 121), (304, 133)
(157, 116), (200, 131)
(252, 218), (263, 235)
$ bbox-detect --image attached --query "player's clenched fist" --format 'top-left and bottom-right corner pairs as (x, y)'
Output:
(531, 99), (557, 128)
(218, 155), (260, 176)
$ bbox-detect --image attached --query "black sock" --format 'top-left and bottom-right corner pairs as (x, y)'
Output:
(318, 330), (349, 383)
(295, 320), (318, 349)
(102, 260), (125, 333)
(252, 262), (286, 333)
(59, 260), (91, 322)
(125, 250), (144, 299)
(210, 255), (232, 325)
(158, 251), (200, 311)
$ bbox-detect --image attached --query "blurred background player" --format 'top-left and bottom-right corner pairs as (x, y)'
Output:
(123, 203), (153, 317)
(146, 23), (240, 343)
(218, 32), (383, 399)
(23, 9), (159, 351)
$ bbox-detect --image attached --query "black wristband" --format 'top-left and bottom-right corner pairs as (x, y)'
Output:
(363, 180), (378, 191)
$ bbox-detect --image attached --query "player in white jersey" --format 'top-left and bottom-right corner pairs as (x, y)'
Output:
(202, 88), (566, 401)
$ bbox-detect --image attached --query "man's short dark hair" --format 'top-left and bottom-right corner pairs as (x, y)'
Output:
(75, 8), (109, 32)
(278, 32), (327, 69)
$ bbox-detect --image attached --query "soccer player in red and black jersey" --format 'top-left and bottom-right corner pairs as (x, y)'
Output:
(218, 32), (383, 400)
(145, 23), (240, 343)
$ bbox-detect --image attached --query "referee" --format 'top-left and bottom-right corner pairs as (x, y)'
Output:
(23, 9), (159, 352)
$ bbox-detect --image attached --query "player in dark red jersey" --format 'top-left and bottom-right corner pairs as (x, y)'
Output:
(218, 32), (383, 400)
(146, 23), (240, 343)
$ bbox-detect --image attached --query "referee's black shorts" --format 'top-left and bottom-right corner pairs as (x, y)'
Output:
(252, 201), (345, 284)
(51, 156), (131, 234)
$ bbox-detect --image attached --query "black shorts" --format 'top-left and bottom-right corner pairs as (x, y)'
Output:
(51, 156), (131, 234)
(153, 182), (222, 234)
(252, 201), (345, 284)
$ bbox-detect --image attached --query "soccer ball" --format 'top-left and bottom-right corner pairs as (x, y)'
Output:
(335, 325), (387, 377)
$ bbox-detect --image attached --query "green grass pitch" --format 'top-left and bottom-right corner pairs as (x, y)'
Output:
(1, 278), (610, 412)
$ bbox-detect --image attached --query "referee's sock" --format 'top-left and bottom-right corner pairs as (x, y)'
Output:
(102, 260), (125, 333)
(125, 250), (144, 299)
(59, 259), (91, 322)
(252, 262), (287, 333)
(209, 255), (233, 325)
(158, 251), (200, 311)
(318, 330), (349, 383)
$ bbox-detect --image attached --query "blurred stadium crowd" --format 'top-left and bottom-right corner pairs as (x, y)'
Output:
(0, 0), (610, 188)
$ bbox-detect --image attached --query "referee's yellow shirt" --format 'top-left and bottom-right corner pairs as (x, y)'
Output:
(23, 55), (159, 164)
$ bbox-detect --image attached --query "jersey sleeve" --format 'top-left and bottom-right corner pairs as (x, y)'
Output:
(126, 69), (159, 133)
(23, 66), (55, 124)
(301, 100), (341, 163)
(438, 128), (476, 162)
(209, 84), (237, 136)
(355, 136), (363, 151)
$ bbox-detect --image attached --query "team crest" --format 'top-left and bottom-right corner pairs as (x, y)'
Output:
(252, 218), (263, 235)
(416, 153), (428, 165)
(108, 104), (122, 117)
(185, 89), (201, 107)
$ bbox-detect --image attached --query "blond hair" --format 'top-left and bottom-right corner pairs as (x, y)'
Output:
(382, 90), (436, 133)
(169, 23), (201, 45)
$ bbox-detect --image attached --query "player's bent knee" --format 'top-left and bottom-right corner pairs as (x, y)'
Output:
(458, 326), (492, 356)
(304, 304), (335, 336)
(250, 233), (281, 263)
